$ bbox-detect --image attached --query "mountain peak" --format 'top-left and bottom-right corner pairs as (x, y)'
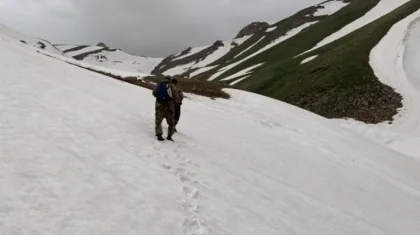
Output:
(97, 42), (108, 47)
(235, 22), (269, 38)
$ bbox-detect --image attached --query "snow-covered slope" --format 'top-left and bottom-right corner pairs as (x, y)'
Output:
(162, 36), (252, 76)
(158, 20), (319, 79)
(209, 21), (318, 82)
(0, 24), (61, 55)
(58, 45), (163, 75)
(80, 49), (162, 75)
(2, 27), (420, 235)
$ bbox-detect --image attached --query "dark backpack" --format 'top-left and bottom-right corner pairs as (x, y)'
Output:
(155, 82), (169, 103)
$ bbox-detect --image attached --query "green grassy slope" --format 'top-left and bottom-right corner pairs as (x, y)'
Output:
(155, 0), (420, 123)
(205, 0), (420, 123)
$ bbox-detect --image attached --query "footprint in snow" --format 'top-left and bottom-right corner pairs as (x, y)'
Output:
(162, 163), (172, 170)
(182, 185), (199, 199)
(182, 218), (211, 235)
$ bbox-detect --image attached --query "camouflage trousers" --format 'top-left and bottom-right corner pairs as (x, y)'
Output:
(155, 101), (175, 137)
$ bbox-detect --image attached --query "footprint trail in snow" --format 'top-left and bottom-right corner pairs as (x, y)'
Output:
(150, 140), (212, 235)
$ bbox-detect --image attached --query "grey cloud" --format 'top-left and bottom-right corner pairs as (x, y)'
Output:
(0, 0), (322, 57)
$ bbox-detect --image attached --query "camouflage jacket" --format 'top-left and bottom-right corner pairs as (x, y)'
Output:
(172, 85), (184, 104)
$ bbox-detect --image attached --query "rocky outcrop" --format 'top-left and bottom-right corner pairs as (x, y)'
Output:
(235, 22), (269, 38)
(97, 42), (108, 47)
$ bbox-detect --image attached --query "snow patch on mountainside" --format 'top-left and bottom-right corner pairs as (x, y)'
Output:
(220, 63), (264, 81)
(304, 0), (411, 54)
(230, 75), (250, 86)
(209, 21), (319, 81)
(266, 26), (277, 32)
(301, 55), (319, 64)
(162, 36), (252, 76)
(190, 65), (218, 77)
(173, 45), (209, 61)
(173, 36), (252, 63)
(313, 0), (350, 17)
(234, 36), (266, 59)
(161, 62), (195, 77)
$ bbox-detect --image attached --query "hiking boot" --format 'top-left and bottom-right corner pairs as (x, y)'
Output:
(157, 135), (165, 141)
(167, 136), (174, 141)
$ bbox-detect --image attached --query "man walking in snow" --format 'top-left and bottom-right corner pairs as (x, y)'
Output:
(171, 79), (184, 132)
(153, 77), (176, 141)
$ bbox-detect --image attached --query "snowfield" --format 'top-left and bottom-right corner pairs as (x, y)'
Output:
(41, 49), (150, 79)
(1, 26), (420, 235)
(56, 44), (163, 75)
(79, 49), (162, 75)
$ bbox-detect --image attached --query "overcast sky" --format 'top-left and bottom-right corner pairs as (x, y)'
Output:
(0, 0), (322, 57)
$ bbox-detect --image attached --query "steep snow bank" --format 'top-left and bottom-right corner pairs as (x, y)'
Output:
(370, 9), (420, 136)
(1, 29), (420, 235)
(372, 10), (420, 158)
(335, 9), (420, 159)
